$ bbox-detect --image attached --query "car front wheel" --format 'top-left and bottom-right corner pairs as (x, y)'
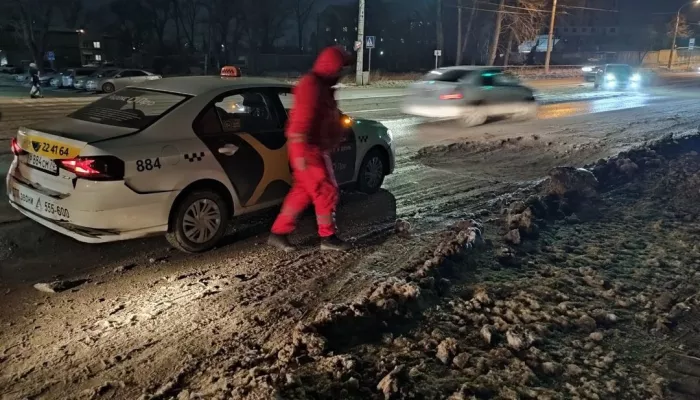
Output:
(357, 148), (387, 194)
(166, 190), (230, 253)
(102, 82), (115, 93)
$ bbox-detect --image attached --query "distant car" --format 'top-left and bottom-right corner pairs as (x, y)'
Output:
(0, 64), (18, 74)
(85, 69), (162, 93)
(7, 74), (395, 252)
(62, 68), (97, 88)
(593, 64), (641, 90)
(581, 65), (601, 82)
(38, 68), (58, 86)
(401, 66), (537, 127)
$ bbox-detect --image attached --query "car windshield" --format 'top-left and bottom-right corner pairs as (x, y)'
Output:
(422, 69), (475, 82)
(93, 69), (118, 78)
(68, 88), (189, 130)
(75, 69), (96, 76)
(607, 65), (631, 76)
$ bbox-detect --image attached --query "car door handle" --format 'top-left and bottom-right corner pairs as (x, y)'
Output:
(218, 144), (239, 156)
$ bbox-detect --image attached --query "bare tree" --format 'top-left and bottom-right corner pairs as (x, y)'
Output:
(502, 0), (548, 64)
(291, 0), (317, 53)
(172, 0), (203, 52)
(61, 0), (84, 29)
(1, 0), (60, 68)
(141, 0), (172, 54)
(436, 0), (444, 66)
(460, 1), (478, 64)
(668, 14), (693, 40)
(487, 0), (506, 65)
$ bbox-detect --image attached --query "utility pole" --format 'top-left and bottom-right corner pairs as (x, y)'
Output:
(456, 0), (463, 65)
(544, 0), (558, 73)
(355, 0), (366, 85)
(669, 14), (680, 69)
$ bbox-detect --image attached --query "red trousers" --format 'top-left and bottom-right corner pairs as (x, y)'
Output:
(271, 152), (338, 237)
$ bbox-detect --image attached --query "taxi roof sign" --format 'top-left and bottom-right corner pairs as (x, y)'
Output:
(221, 66), (241, 77)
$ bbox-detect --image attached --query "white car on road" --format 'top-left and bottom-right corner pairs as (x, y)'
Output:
(7, 74), (395, 252)
(85, 69), (161, 93)
(402, 66), (538, 127)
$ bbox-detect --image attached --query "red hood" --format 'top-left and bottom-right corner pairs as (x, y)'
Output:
(312, 46), (349, 79)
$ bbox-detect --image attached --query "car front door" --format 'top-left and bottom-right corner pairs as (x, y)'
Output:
(192, 89), (289, 208)
(269, 87), (358, 185)
(128, 70), (151, 84)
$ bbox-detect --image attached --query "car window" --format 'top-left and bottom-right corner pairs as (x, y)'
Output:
(68, 88), (188, 130)
(130, 70), (148, 77)
(214, 91), (277, 133)
(422, 69), (474, 82)
(277, 91), (293, 115)
(606, 65), (631, 76)
(493, 72), (520, 86)
(118, 70), (134, 77)
(480, 70), (511, 86)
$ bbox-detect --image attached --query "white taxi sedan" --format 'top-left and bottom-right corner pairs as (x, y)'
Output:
(7, 75), (396, 252)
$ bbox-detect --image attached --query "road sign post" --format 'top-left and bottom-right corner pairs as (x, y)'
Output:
(366, 36), (375, 84)
(434, 49), (442, 69)
(355, 0), (366, 85)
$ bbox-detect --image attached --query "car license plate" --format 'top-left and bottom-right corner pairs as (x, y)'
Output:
(25, 153), (59, 174)
(10, 185), (71, 219)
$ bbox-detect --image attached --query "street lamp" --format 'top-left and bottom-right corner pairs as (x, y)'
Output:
(668, 0), (700, 69)
(76, 29), (85, 65)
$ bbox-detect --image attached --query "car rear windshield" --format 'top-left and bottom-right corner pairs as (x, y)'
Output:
(422, 69), (474, 82)
(68, 88), (189, 130)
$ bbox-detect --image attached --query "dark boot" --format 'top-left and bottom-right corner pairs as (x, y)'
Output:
(268, 234), (296, 252)
(320, 235), (352, 252)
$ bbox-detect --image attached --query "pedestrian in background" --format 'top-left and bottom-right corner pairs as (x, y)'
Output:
(29, 63), (42, 99)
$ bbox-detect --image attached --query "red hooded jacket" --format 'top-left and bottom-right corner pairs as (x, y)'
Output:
(286, 46), (350, 162)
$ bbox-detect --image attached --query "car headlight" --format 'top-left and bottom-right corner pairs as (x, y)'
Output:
(605, 73), (616, 81)
(581, 66), (593, 72)
(631, 73), (641, 82)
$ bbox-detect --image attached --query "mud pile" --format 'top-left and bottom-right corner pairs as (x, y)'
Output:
(254, 134), (700, 399)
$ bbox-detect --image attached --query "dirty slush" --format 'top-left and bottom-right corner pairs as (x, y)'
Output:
(3, 133), (700, 399)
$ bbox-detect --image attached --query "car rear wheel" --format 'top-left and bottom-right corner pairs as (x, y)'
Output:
(460, 107), (488, 127)
(102, 82), (115, 93)
(357, 148), (387, 194)
(166, 190), (230, 253)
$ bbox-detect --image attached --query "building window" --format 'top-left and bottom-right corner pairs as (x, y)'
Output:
(572, 28), (577, 33)
(342, 26), (347, 32)
(93, 41), (101, 49)
(609, 28), (616, 33)
(95, 54), (102, 61)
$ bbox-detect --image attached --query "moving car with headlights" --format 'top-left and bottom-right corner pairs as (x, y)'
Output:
(401, 66), (537, 127)
(85, 69), (161, 93)
(7, 73), (395, 252)
(581, 64), (601, 82)
(594, 64), (641, 90)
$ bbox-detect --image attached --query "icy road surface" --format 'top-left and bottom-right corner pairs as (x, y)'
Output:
(1, 75), (700, 398)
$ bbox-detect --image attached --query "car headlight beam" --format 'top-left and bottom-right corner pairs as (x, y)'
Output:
(605, 73), (616, 81)
(631, 73), (641, 82)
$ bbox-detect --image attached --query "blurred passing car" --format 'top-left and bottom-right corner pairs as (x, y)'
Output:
(37, 68), (59, 86)
(85, 69), (162, 93)
(401, 66), (537, 127)
(593, 64), (641, 90)
(6, 72), (395, 252)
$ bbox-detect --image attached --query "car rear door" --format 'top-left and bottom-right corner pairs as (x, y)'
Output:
(192, 88), (290, 208)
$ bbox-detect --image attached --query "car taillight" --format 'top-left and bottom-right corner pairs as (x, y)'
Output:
(10, 137), (26, 156)
(59, 156), (125, 180)
(439, 93), (464, 100)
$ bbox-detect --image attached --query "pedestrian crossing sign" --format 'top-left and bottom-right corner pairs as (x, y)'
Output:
(366, 36), (375, 49)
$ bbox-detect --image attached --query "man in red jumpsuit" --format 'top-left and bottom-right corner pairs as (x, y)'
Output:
(268, 46), (353, 252)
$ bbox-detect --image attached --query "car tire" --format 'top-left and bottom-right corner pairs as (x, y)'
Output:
(166, 190), (230, 253)
(357, 148), (387, 194)
(102, 83), (115, 93)
(512, 102), (538, 121)
(460, 106), (488, 127)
